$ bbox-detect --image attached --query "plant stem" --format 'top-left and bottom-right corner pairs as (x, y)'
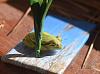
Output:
(31, 0), (53, 57)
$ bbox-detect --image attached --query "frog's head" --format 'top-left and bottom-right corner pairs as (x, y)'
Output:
(55, 36), (62, 49)
(56, 36), (62, 42)
(46, 36), (62, 49)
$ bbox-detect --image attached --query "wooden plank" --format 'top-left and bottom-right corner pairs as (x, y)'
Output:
(52, 0), (100, 24)
(0, 0), (7, 3)
(0, 35), (12, 55)
(1, 15), (96, 74)
(1, 35), (100, 74)
(73, 0), (100, 11)
(0, 3), (34, 56)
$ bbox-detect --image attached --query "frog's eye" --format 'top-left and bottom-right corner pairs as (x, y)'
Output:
(56, 36), (62, 41)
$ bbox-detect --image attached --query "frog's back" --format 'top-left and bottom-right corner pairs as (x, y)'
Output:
(42, 32), (57, 42)
(29, 32), (61, 43)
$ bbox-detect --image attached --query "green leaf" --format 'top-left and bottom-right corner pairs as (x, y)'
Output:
(29, 0), (43, 6)
(29, 0), (38, 5)
(38, 0), (43, 6)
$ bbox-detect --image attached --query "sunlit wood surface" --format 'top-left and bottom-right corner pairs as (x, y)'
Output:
(0, 0), (100, 74)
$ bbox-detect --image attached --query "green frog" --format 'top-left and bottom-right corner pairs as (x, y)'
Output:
(23, 32), (62, 51)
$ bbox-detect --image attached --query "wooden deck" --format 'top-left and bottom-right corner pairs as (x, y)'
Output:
(0, 33), (100, 74)
(0, 0), (100, 74)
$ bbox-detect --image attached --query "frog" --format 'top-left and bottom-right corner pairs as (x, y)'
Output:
(23, 32), (62, 51)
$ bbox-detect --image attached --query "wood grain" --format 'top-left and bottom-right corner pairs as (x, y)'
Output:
(0, 0), (100, 74)
(0, 2), (34, 56)
(52, 0), (100, 24)
(1, 14), (96, 74)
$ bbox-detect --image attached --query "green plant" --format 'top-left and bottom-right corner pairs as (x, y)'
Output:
(29, 0), (53, 57)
